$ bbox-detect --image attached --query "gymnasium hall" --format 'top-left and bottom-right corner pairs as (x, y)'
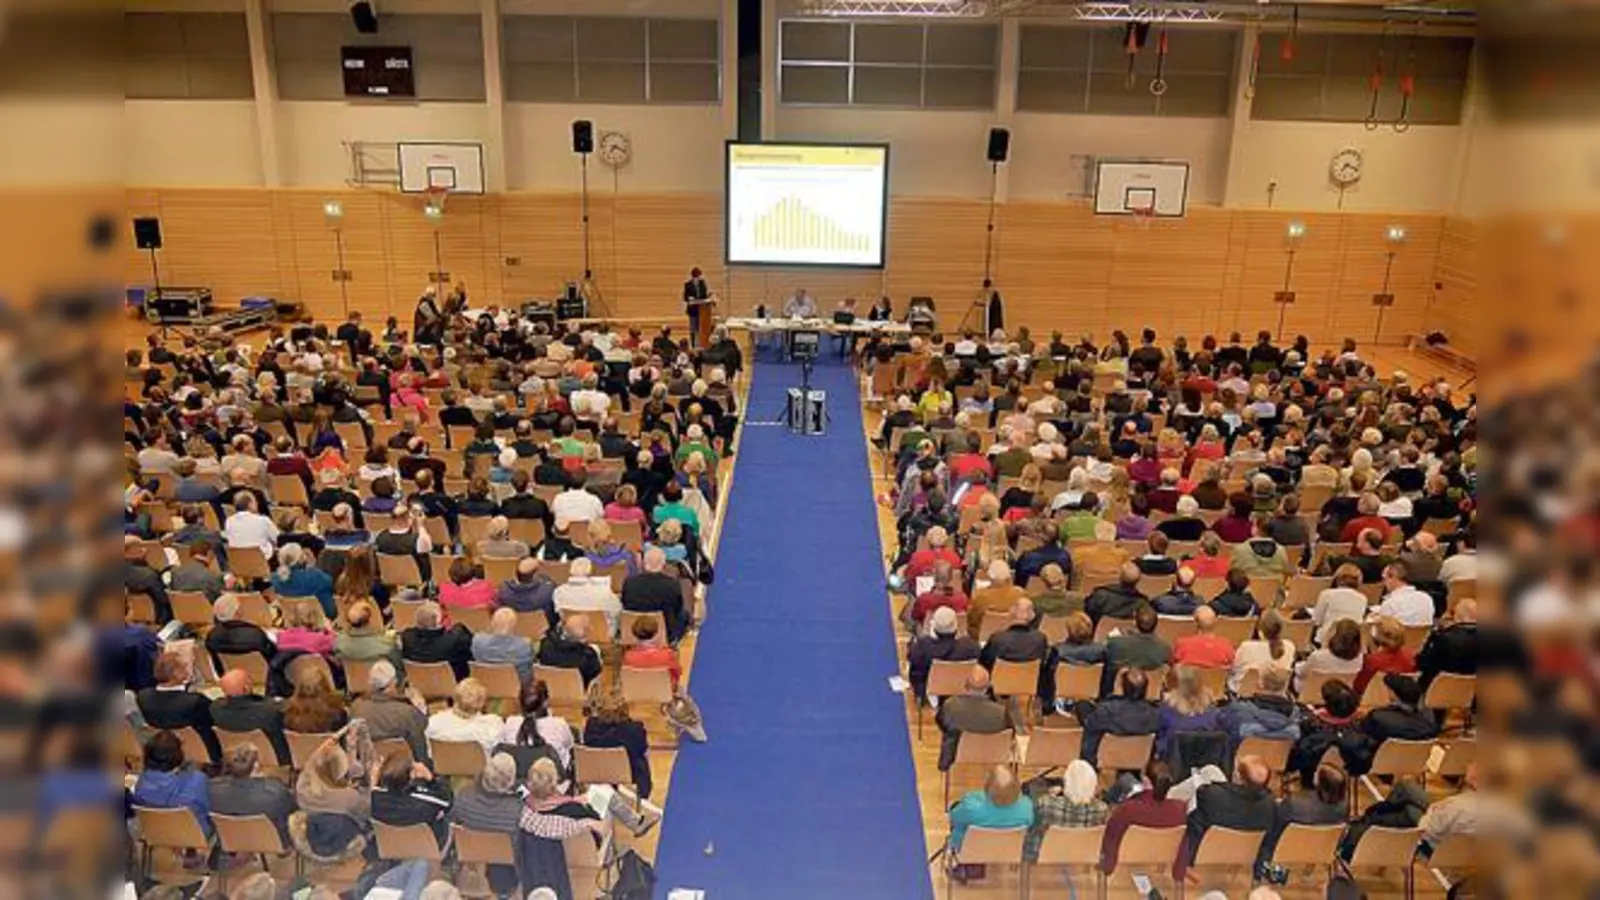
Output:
(23, 0), (1593, 897)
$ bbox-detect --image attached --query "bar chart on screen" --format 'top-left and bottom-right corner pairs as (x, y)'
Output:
(751, 196), (873, 255)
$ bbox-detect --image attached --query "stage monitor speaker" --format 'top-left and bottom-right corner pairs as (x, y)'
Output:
(133, 217), (163, 251)
(350, 1), (379, 33)
(572, 120), (594, 154)
(986, 127), (1010, 163)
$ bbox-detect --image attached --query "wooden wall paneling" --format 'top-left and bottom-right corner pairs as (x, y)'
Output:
(156, 189), (284, 305)
(885, 198), (991, 334)
(377, 191), (491, 313)
(1328, 214), (1441, 347)
(998, 202), (1114, 340)
(269, 191), (303, 311)
(1232, 211), (1342, 345)
(496, 194), (616, 309)
(1428, 217), (1478, 355)
(1105, 206), (1232, 342)
(474, 194), (505, 309)
(724, 266), (883, 317)
(284, 191), (391, 320)
(1216, 210), (1252, 339)
(613, 194), (722, 321)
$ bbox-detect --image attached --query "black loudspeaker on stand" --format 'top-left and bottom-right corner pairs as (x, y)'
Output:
(986, 127), (1010, 163)
(964, 128), (1009, 336)
(572, 120), (595, 154)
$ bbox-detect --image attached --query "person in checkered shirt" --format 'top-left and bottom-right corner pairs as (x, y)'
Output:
(1025, 758), (1109, 862)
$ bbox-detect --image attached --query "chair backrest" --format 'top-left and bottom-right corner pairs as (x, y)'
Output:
(481, 555), (519, 585)
(373, 820), (446, 862)
(343, 657), (376, 696)
(1034, 825), (1106, 867)
(1236, 736), (1292, 774)
(377, 553), (423, 588)
(954, 730), (1015, 767)
(1213, 616), (1257, 647)
(459, 516), (494, 549)
(1285, 576), (1332, 611)
(574, 745), (634, 786)
(405, 660), (458, 701)
(1097, 733), (1155, 772)
(1038, 615), (1071, 644)
(1435, 738), (1475, 779)
(1423, 673), (1476, 710)
(211, 813), (287, 856)
(514, 611), (551, 643)
(235, 592), (273, 627)
(451, 824), (515, 865)
(170, 726), (214, 764)
(1429, 835), (1479, 871)
(926, 659), (972, 700)
(1368, 739), (1434, 778)
(469, 662), (524, 700)
(1116, 824), (1185, 867)
(1093, 617), (1134, 643)
(132, 806), (209, 852)
(229, 546), (272, 580)
(285, 731), (334, 771)
(390, 600), (423, 631)
(619, 611), (667, 647)
(216, 729), (284, 768)
(990, 658), (1040, 698)
(977, 610), (1011, 643)
(1296, 671), (1343, 705)
(1270, 823), (1345, 867)
(1154, 616), (1194, 645)
(958, 826), (1026, 865)
(170, 591), (214, 629)
(1349, 826), (1421, 868)
(429, 739), (489, 777)
(532, 664), (587, 705)
(452, 605), (493, 634)
(1192, 826), (1266, 867)
(1021, 727), (1083, 768)
(620, 665), (675, 705)
(217, 651), (270, 688)
(1053, 662), (1104, 703)
(509, 518), (546, 547)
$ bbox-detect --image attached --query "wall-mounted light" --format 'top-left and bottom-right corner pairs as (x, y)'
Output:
(1385, 224), (1408, 244)
(1286, 221), (1307, 241)
(423, 202), (444, 223)
(323, 200), (344, 221)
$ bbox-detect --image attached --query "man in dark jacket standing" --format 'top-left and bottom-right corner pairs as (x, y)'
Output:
(621, 548), (690, 644)
(1078, 668), (1160, 766)
(399, 602), (474, 680)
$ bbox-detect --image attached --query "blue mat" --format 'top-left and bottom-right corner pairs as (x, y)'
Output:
(652, 356), (934, 900)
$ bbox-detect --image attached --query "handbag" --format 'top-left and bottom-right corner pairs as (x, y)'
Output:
(608, 848), (657, 899)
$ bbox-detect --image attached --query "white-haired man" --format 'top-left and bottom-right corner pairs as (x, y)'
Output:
(352, 659), (430, 763)
(553, 557), (621, 637)
(471, 607), (535, 680)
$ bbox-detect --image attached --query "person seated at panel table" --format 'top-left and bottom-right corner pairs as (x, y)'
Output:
(782, 288), (818, 319)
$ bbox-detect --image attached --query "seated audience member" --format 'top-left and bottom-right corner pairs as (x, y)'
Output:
(440, 557), (496, 619)
(169, 540), (225, 601)
(1218, 665), (1301, 747)
(352, 660), (430, 764)
(130, 731), (212, 836)
(1014, 531), (1072, 589)
(1208, 568), (1261, 618)
(1184, 755), (1276, 871)
(948, 766), (1034, 875)
(979, 598), (1050, 672)
(1309, 564), (1370, 646)
(1295, 618), (1364, 691)
(967, 560), (1027, 637)
(622, 615), (682, 691)
(907, 606), (981, 704)
(400, 601), (475, 680)
(1361, 672), (1439, 745)
(210, 743), (294, 839)
(1184, 532), (1232, 579)
(1085, 564), (1146, 625)
(1353, 616), (1418, 695)
(909, 561), (970, 629)
(1025, 759), (1108, 862)
(585, 519), (637, 575)
(537, 612), (604, 686)
(1289, 680), (1373, 784)
(1029, 563), (1077, 618)
(553, 557), (622, 637)
(1438, 533), (1477, 584)
(905, 526), (963, 585)
(1100, 760), (1187, 873)
(272, 543), (336, 620)
(1173, 607), (1235, 670)
(334, 600), (400, 668)
(283, 665), (349, 734)
(1259, 764), (1348, 871)
(1053, 611), (1107, 668)
(1104, 603), (1171, 683)
(472, 607), (535, 681)
(1157, 495), (1208, 543)
(210, 669), (290, 766)
(137, 651), (219, 761)
(1415, 598), (1476, 691)
(1156, 665), (1221, 759)
(1229, 610), (1294, 693)
(1339, 492), (1395, 545)
(371, 752), (453, 843)
(448, 752), (525, 895)
(277, 603), (336, 658)
(205, 594), (275, 665)
(1230, 517), (1291, 578)
(496, 556), (559, 624)
(936, 666), (1011, 772)
(1398, 532), (1444, 584)
(426, 678), (504, 754)
(476, 516), (530, 560)
(621, 547), (690, 644)
(582, 690), (654, 798)
(499, 679), (576, 772)
(1135, 532), (1179, 577)
(1264, 495), (1310, 548)
(1372, 562), (1435, 628)
(1078, 668), (1160, 767)
(1153, 567), (1204, 616)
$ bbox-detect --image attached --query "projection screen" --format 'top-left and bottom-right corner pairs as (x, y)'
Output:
(725, 142), (890, 268)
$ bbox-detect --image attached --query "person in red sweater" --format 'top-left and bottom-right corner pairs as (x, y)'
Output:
(1339, 493), (1395, 544)
(622, 615), (682, 691)
(947, 433), (994, 486)
(1351, 615), (1417, 695)
(1100, 759), (1188, 875)
(1172, 607), (1236, 669)
(907, 562), (969, 629)
(1183, 533), (1233, 580)
(439, 556), (496, 621)
(905, 527), (963, 585)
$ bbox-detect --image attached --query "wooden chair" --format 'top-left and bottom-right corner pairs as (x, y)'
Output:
(372, 820), (448, 863)
(1422, 673), (1475, 715)
(977, 610), (1012, 643)
(619, 611), (667, 648)
(565, 829), (614, 899)
(1154, 615), (1194, 645)
(1019, 727), (1083, 774)
(378, 553), (424, 588)
(943, 730), (1015, 806)
(286, 731), (334, 771)
(1297, 671), (1344, 705)
(1038, 615), (1070, 644)
(574, 745), (634, 789)
(429, 739), (488, 778)
(1213, 616), (1256, 647)
(991, 658), (1041, 718)
(212, 813), (294, 881)
(234, 592), (273, 627)
(515, 611), (551, 643)
(169, 590), (214, 632)
(620, 665), (675, 707)
(458, 516), (494, 550)
(532, 664), (588, 708)
(451, 823), (515, 869)
(1270, 823), (1344, 886)
(216, 728), (286, 768)
(343, 657), (377, 696)
(1194, 666), (1230, 698)
(949, 826), (1026, 895)
(1247, 576), (1283, 609)
(1097, 733), (1155, 773)
(391, 599), (423, 631)
(509, 518), (547, 547)
(214, 649), (272, 690)
(170, 726), (215, 765)
(132, 806), (213, 882)
(469, 662), (525, 702)
(919, 659), (973, 740)
(405, 661), (459, 702)
(1434, 738), (1475, 779)
(1428, 834), (1480, 880)
(1189, 826), (1266, 886)
(1238, 736), (1293, 788)
(228, 545), (272, 581)
(1030, 825), (1106, 897)
(1093, 617), (1135, 643)
(270, 474), (311, 507)
(1366, 739), (1434, 791)
(1053, 662), (1103, 704)
(1278, 617), (1314, 652)
(481, 555), (520, 585)
(1345, 826), (1422, 900)
(452, 605), (493, 634)
(1107, 825), (1185, 894)
(1136, 574), (1175, 598)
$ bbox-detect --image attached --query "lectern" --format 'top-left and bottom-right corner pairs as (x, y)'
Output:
(687, 296), (717, 348)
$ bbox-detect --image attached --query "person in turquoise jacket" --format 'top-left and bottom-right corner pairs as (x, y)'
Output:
(270, 543), (337, 619)
(949, 764), (1035, 851)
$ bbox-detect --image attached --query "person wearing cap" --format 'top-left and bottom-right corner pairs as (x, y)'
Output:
(907, 606), (980, 705)
(351, 659), (430, 764)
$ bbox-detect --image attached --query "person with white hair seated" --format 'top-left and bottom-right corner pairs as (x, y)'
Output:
(477, 515), (530, 560)
(425, 677), (504, 754)
(448, 751), (525, 895)
(674, 422), (719, 467)
(351, 659), (430, 763)
(552, 557), (621, 637)
(1156, 494), (1208, 543)
(488, 447), (520, 486)
(204, 592), (276, 663)
(1025, 758), (1108, 861)
(472, 607), (535, 680)
(400, 600), (474, 680)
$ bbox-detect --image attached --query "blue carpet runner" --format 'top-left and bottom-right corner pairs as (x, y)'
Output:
(652, 355), (934, 900)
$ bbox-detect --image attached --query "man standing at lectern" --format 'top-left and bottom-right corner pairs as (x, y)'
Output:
(683, 267), (711, 348)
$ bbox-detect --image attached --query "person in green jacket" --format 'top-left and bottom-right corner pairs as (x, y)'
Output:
(1228, 516), (1292, 579)
(674, 423), (719, 467)
(652, 480), (701, 535)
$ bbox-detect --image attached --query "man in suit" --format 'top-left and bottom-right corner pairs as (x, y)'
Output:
(935, 665), (1010, 771)
(209, 669), (289, 766)
(1185, 755), (1276, 865)
(1416, 598), (1476, 691)
(136, 650), (219, 761)
(1078, 668), (1160, 767)
(683, 267), (711, 348)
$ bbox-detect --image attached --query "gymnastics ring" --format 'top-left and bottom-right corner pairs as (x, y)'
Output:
(1393, 120), (1411, 133)
(1150, 78), (1168, 97)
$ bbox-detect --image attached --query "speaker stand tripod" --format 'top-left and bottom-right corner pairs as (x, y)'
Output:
(959, 159), (1002, 336)
(573, 149), (613, 320)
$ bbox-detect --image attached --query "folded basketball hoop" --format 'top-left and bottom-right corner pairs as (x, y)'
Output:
(1130, 204), (1155, 229)
(423, 186), (449, 220)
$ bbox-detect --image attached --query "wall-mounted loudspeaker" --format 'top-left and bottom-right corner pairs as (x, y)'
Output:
(572, 120), (594, 154)
(350, 1), (379, 34)
(986, 127), (1010, 163)
(133, 217), (163, 251)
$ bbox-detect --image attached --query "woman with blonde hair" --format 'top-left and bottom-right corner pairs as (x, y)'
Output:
(582, 689), (653, 798)
(1156, 665), (1221, 759)
(1025, 759), (1107, 862)
(425, 677), (504, 753)
(277, 601), (336, 658)
(1352, 615), (1417, 695)
(296, 735), (372, 823)
(283, 663), (349, 733)
(603, 483), (648, 528)
(1229, 609), (1295, 693)
(584, 518), (637, 576)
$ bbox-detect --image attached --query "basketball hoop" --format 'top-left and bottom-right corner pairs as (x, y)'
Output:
(1130, 204), (1155, 230)
(423, 186), (449, 222)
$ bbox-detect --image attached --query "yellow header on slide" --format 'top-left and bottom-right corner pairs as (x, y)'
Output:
(729, 144), (886, 167)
